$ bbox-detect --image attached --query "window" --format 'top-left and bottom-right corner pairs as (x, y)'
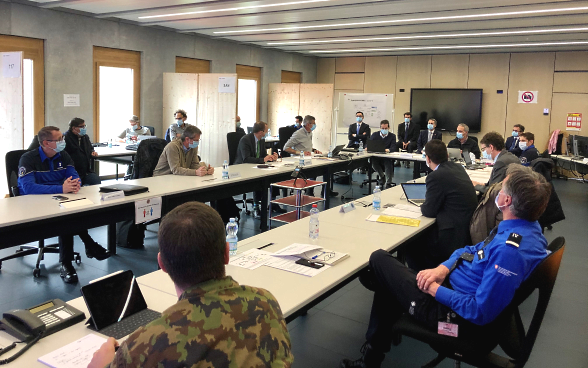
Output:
(176, 57), (210, 74)
(282, 70), (302, 83)
(236, 65), (261, 128)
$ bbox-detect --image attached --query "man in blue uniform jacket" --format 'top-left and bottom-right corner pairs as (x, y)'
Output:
(518, 132), (540, 166)
(341, 164), (551, 368)
(18, 126), (110, 284)
(369, 120), (397, 188)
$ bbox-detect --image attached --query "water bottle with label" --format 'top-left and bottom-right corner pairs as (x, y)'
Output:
(226, 218), (238, 255)
(373, 185), (382, 212)
(309, 204), (319, 240)
(222, 160), (229, 179)
(328, 145), (333, 158)
(299, 150), (305, 167)
(358, 141), (364, 155)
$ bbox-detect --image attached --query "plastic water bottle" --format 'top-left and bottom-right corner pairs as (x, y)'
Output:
(226, 218), (238, 255)
(299, 150), (305, 167)
(373, 185), (382, 212)
(358, 141), (364, 155)
(268, 128), (272, 137)
(222, 160), (229, 179)
(309, 204), (319, 240)
(108, 139), (113, 148)
(328, 145), (333, 158)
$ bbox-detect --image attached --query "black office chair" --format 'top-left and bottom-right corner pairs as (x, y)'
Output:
(390, 237), (565, 368)
(247, 126), (253, 134)
(227, 131), (254, 215)
(0, 150), (81, 277)
(278, 126), (296, 158)
(144, 126), (155, 136)
(164, 127), (171, 143)
(470, 135), (479, 143)
(131, 138), (168, 179)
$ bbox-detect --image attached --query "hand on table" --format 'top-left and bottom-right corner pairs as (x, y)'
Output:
(206, 165), (214, 175)
(88, 337), (119, 368)
(403, 142), (408, 149)
(63, 177), (81, 194)
(304, 151), (312, 156)
(385, 149), (390, 153)
(196, 166), (208, 176)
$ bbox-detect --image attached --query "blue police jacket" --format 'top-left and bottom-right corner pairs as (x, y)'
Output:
(18, 146), (80, 195)
(436, 219), (548, 325)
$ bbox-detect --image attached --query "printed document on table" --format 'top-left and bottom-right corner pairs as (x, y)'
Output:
(38, 334), (107, 368)
(229, 248), (273, 270)
(382, 206), (422, 219)
(273, 243), (323, 256)
(264, 256), (330, 277)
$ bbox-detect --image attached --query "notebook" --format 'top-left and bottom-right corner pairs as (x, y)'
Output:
(447, 148), (462, 160)
(462, 149), (486, 170)
(99, 184), (148, 196)
(401, 182), (427, 206)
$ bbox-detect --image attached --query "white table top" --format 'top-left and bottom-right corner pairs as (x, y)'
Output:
(93, 144), (136, 158)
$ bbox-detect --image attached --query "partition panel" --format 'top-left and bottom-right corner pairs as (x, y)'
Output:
(299, 84), (334, 153)
(163, 73), (198, 137)
(267, 83), (300, 134)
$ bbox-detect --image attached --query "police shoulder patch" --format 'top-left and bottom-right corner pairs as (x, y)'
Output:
(18, 167), (26, 178)
(506, 233), (523, 248)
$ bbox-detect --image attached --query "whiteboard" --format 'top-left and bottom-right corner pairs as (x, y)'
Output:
(336, 93), (394, 133)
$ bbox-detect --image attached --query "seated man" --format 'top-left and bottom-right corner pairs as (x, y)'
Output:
(447, 123), (481, 159)
(290, 115), (303, 130)
(118, 115), (151, 142)
(18, 126), (109, 284)
(341, 165), (551, 368)
(88, 201), (293, 368)
(505, 124), (525, 157)
(153, 125), (214, 177)
(369, 120), (397, 188)
(169, 109), (193, 141)
(64, 117), (100, 186)
(472, 132), (520, 194)
(347, 111), (371, 149)
(518, 132), (539, 166)
(413, 118), (443, 179)
(406, 140), (478, 271)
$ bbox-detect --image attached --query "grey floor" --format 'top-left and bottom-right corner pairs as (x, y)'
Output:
(0, 166), (586, 368)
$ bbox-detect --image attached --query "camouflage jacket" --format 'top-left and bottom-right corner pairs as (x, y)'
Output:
(107, 276), (293, 368)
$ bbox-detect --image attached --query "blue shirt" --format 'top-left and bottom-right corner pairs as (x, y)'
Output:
(17, 147), (80, 195)
(436, 219), (548, 325)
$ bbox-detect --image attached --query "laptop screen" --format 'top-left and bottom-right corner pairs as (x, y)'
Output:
(81, 270), (147, 330)
(402, 183), (427, 200)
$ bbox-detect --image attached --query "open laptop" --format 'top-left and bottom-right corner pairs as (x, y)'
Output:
(81, 270), (161, 339)
(99, 184), (149, 196)
(367, 139), (386, 153)
(447, 148), (462, 161)
(401, 182), (427, 206)
(316, 144), (345, 158)
(462, 149), (486, 170)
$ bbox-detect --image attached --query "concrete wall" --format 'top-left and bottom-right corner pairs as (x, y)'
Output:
(0, 2), (317, 138)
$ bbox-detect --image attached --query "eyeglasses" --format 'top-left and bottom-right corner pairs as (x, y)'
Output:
(46, 138), (65, 142)
(304, 251), (335, 262)
(75, 125), (86, 129)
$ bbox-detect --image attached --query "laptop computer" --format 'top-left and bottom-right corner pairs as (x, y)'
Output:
(462, 149), (486, 170)
(81, 270), (161, 339)
(447, 148), (462, 161)
(367, 139), (386, 153)
(401, 182), (427, 206)
(315, 145), (345, 158)
(99, 184), (149, 196)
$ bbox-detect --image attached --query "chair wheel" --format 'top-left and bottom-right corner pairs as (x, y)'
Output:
(75, 255), (82, 264)
(33, 268), (41, 278)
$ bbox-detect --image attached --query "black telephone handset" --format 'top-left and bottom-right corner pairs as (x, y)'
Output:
(0, 310), (46, 342)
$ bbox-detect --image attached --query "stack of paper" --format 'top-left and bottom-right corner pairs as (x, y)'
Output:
(38, 334), (107, 368)
(382, 204), (422, 219)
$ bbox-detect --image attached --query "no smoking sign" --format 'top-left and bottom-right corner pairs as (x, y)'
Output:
(518, 90), (538, 104)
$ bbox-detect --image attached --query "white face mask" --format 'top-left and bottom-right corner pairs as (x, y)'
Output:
(519, 141), (528, 150)
(495, 190), (509, 212)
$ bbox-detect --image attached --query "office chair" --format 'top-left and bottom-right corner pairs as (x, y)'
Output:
(278, 126), (296, 158)
(0, 150), (81, 277)
(247, 126), (253, 134)
(470, 135), (479, 143)
(226, 131), (254, 215)
(131, 138), (168, 179)
(390, 237), (565, 368)
(143, 126), (155, 136)
(164, 127), (171, 143)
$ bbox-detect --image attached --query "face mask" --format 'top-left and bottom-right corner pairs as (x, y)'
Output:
(176, 119), (184, 127)
(404, 118), (410, 123)
(456, 132), (464, 140)
(427, 124), (434, 130)
(495, 191), (509, 212)
(482, 150), (492, 160)
(131, 124), (138, 131)
(79, 128), (87, 136)
(356, 117), (363, 123)
(310, 124), (317, 131)
(236, 122), (241, 128)
(425, 158), (430, 169)
(512, 131), (518, 137)
(188, 140), (199, 149)
(53, 141), (66, 153)
(381, 129), (388, 136)
(519, 141), (528, 150)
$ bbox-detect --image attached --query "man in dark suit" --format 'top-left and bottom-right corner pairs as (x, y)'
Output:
(369, 120), (397, 188)
(347, 111), (371, 148)
(407, 140), (478, 271)
(64, 117), (101, 186)
(518, 132), (539, 166)
(396, 112), (420, 152)
(413, 118), (443, 179)
(505, 124), (525, 157)
(473, 132), (520, 194)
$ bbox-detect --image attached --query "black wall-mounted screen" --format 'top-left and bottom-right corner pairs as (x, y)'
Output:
(410, 89), (483, 133)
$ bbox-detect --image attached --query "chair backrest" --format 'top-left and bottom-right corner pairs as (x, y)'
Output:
(279, 126), (296, 158)
(5, 150), (28, 197)
(164, 127), (171, 143)
(247, 126), (253, 134)
(470, 135), (479, 143)
(227, 132), (245, 165)
(131, 138), (168, 179)
(144, 126), (155, 136)
(28, 136), (40, 151)
(497, 237), (565, 367)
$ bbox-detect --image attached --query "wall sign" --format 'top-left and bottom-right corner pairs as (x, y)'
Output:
(218, 76), (236, 93)
(517, 91), (537, 104)
(1, 52), (21, 78)
(566, 113), (582, 131)
(64, 94), (80, 107)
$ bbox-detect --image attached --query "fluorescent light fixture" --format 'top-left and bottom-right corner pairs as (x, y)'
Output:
(139, 0), (329, 19)
(214, 6), (588, 34)
(268, 27), (588, 45)
(308, 41), (588, 53)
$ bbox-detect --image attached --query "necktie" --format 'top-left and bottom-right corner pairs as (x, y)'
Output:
(256, 140), (260, 158)
(511, 138), (518, 150)
(357, 124), (360, 135)
(404, 123), (409, 141)
(428, 131), (432, 142)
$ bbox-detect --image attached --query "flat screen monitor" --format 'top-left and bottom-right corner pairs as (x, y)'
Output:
(410, 89), (483, 133)
(571, 135), (588, 157)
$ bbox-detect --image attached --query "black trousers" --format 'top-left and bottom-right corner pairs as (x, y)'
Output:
(59, 231), (94, 263)
(395, 140), (417, 153)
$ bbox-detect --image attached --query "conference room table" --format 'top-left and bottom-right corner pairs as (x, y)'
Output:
(92, 143), (136, 180)
(552, 154), (588, 179)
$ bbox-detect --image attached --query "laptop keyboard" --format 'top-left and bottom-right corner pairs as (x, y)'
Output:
(99, 309), (161, 339)
(411, 199), (426, 204)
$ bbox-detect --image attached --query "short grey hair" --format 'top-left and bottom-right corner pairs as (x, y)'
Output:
(302, 115), (315, 126)
(181, 125), (202, 141)
(502, 165), (551, 222)
(458, 123), (469, 133)
(38, 126), (61, 145)
(429, 118), (437, 125)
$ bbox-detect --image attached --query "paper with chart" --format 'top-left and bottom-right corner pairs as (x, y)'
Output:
(38, 334), (107, 368)
(229, 248), (274, 270)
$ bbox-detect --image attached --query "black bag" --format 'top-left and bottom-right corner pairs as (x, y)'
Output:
(215, 197), (241, 224)
(116, 220), (145, 249)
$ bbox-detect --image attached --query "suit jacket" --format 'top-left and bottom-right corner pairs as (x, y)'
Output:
(475, 150), (520, 194)
(64, 130), (95, 178)
(421, 161), (479, 259)
(416, 129), (443, 153)
(369, 131), (398, 151)
(235, 133), (266, 165)
(505, 136), (522, 157)
(347, 122), (371, 147)
(397, 121), (420, 144)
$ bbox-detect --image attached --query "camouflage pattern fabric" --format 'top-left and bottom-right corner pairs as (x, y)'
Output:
(107, 276), (293, 368)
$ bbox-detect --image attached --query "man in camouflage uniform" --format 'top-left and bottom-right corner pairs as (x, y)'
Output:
(88, 201), (293, 368)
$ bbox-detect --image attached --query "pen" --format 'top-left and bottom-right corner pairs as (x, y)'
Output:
(258, 242), (274, 250)
(203, 178), (217, 182)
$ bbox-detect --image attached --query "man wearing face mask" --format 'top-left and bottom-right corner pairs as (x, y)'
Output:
(472, 132), (520, 194)
(290, 116), (303, 130)
(64, 117), (100, 186)
(517, 132), (539, 166)
(405, 140), (478, 271)
(348, 111), (371, 149)
(18, 126), (110, 283)
(169, 109), (193, 141)
(414, 118), (443, 179)
(283, 115), (321, 156)
(118, 115), (151, 142)
(447, 123), (481, 159)
(369, 120), (397, 188)
(505, 124), (525, 157)
(235, 116), (246, 136)
(153, 126), (213, 177)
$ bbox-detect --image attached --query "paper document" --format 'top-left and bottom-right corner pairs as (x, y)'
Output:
(59, 198), (93, 209)
(382, 207), (422, 219)
(264, 256), (330, 277)
(229, 249), (273, 270)
(273, 243), (323, 256)
(38, 334), (107, 368)
(366, 214), (421, 227)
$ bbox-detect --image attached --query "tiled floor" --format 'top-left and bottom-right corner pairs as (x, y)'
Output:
(1, 166), (586, 367)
